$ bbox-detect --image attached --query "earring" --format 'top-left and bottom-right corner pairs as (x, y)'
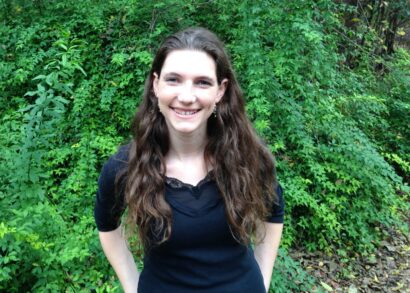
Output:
(213, 104), (217, 118)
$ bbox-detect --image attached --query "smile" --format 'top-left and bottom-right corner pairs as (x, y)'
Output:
(171, 107), (200, 116)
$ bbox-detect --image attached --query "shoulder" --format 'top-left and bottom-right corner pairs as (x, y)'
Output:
(101, 144), (130, 172)
(98, 143), (131, 185)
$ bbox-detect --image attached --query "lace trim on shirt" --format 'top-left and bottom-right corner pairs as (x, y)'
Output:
(165, 171), (214, 189)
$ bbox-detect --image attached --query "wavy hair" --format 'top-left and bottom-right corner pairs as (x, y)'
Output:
(122, 27), (278, 249)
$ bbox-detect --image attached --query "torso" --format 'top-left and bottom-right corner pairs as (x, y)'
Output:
(138, 174), (266, 293)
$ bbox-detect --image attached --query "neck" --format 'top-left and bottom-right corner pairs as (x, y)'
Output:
(166, 128), (207, 162)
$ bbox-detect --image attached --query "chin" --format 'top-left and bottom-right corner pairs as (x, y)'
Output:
(174, 127), (199, 134)
(169, 123), (206, 135)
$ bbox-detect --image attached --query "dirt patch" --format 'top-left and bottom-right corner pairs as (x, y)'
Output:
(290, 225), (409, 292)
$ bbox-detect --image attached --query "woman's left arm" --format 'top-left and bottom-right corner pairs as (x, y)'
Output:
(254, 222), (284, 292)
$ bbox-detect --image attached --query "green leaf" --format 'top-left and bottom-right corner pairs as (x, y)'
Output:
(32, 75), (46, 81)
(320, 281), (333, 291)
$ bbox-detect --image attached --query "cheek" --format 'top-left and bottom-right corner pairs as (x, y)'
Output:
(204, 92), (220, 107)
(156, 94), (170, 111)
(158, 87), (177, 100)
(198, 88), (217, 99)
(157, 90), (173, 103)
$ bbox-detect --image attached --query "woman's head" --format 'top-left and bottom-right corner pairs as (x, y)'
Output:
(152, 49), (227, 136)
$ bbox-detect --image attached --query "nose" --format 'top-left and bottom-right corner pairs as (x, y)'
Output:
(177, 82), (196, 103)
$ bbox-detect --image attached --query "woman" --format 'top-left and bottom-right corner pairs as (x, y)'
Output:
(94, 27), (284, 293)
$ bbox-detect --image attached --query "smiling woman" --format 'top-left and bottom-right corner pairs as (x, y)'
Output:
(94, 27), (284, 293)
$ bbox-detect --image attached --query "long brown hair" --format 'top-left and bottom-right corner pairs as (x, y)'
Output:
(122, 27), (278, 249)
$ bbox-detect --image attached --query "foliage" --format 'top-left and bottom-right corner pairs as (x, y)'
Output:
(337, 0), (410, 59)
(0, 0), (409, 291)
(270, 249), (320, 293)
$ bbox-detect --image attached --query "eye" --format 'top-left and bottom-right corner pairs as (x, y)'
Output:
(165, 77), (178, 84)
(197, 80), (212, 87)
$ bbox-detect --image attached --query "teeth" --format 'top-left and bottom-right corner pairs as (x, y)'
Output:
(174, 109), (198, 115)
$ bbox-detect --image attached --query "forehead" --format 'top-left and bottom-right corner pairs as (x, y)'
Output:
(161, 50), (217, 78)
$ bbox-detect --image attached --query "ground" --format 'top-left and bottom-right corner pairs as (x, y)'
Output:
(291, 221), (410, 292)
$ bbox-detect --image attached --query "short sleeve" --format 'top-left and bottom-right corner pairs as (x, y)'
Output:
(94, 146), (129, 232)
(265, 184), (285, 223)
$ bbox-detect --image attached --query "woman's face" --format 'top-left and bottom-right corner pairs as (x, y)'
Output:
(153, 50), (227, 137)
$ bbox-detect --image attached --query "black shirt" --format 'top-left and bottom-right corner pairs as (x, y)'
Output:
(94, 145), (285, 292)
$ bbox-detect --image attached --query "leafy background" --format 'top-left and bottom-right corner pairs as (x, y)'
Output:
(1, 0), (409, 291)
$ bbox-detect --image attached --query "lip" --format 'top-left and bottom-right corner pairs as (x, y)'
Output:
(171, 107), (201, 111)
(170, 107), (201, 118)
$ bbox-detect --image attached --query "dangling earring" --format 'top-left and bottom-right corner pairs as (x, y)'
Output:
(213, 104), (217, 118)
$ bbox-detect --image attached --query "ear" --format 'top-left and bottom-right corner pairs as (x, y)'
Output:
(153, 72), (159, 96)
(216, 78), (228, 103)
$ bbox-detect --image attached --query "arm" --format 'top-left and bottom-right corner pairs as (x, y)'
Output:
(99, 226), (140, 293)
(254, 222), (284, 292)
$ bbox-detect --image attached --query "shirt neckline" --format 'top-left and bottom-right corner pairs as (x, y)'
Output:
(165, 170), (214, 189)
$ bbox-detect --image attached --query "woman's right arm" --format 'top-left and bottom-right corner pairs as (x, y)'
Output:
(99, 226), (140, 292)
